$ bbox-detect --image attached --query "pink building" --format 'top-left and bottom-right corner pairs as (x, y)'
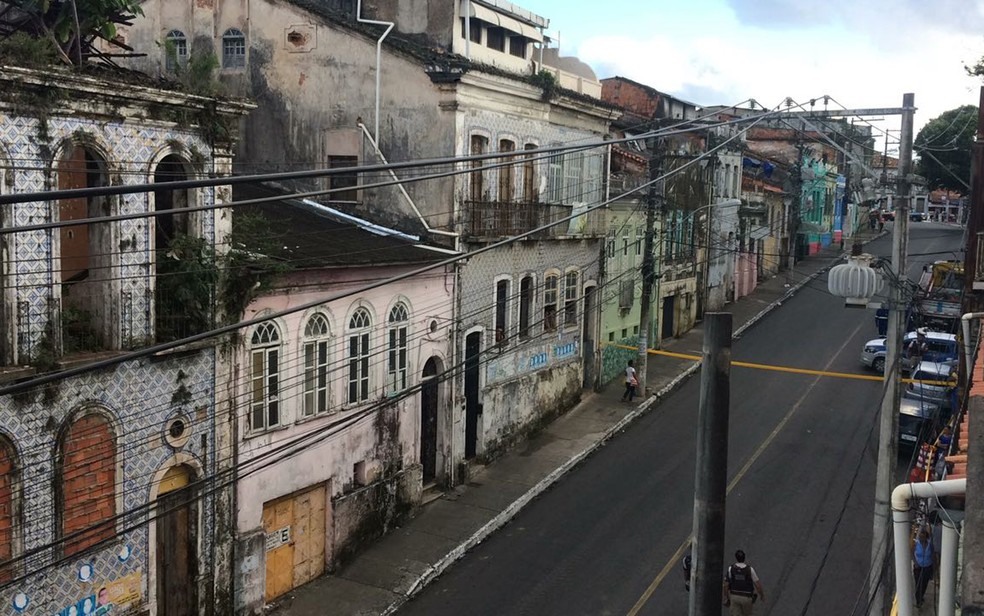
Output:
(223, 190), (456, 611)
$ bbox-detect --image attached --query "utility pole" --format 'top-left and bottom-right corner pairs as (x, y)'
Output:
(689, 312), (731, 616)
(637, 133), (662, 390)
(869, 92), (914, 616)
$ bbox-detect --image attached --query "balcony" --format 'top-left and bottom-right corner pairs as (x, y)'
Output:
(463, 200), (605, 241)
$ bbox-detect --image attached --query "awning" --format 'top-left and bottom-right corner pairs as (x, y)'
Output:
(460, 0), (543, 42)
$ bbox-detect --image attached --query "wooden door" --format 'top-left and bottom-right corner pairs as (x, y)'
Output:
(263, 497), (295, 602)
(291, 486), (326, 587)
(156, 466), (197, 616)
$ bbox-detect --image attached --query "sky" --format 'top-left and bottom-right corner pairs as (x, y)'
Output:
(524, 0), (984, 155)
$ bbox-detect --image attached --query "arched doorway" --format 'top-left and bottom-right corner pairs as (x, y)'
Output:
(155, 464), (198, 616)
(420, 357), (441, 484)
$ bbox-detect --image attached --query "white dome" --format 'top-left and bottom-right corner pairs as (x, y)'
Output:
(828, 255), (885, 307)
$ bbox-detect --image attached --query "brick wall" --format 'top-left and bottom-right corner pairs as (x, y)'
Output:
(60, 415), (116, 556)
(0, 439), (13, 583)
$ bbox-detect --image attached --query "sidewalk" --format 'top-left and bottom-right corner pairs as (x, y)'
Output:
(270, 230), (884, 616)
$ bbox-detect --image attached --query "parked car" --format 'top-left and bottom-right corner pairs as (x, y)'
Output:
(909, 211), (927, 222)
(905, 360), (958, 407)
(899, 396), (934, 450)
(860, 331), (958, 374)
(881, 209), (895, 222)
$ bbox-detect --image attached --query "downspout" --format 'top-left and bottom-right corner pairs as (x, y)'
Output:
(464, 0), (471, 59)
(961, 312), (984, 379)
(357, 121), (459, 240)
(356, 0), (394, 145)
(891, 478), (966, 616)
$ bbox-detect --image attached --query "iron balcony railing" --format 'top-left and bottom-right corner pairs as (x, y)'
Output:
(463, 200), (605, 240)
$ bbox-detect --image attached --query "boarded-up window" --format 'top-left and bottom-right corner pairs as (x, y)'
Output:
(0, 437), (17, 583)
(59, 414), (116, 556)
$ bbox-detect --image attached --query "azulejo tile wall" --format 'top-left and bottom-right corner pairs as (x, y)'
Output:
(0, 109), (220, 613)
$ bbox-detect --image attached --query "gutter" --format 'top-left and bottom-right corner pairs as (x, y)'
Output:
(961, 312), (984, 379)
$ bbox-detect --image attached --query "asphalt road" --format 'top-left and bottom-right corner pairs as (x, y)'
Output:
(399, 223), (964, 616)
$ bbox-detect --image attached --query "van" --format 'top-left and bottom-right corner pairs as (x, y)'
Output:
(860, 331), (957, 373)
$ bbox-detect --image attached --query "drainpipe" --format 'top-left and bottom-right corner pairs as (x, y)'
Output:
(357, 121), (459, 242)
(464, 0), (471, 59)
(961, 312), (984, 379)
(356, 0), (394, 144)
(891, 478), (966, 616)
(939, 516), (961, 616)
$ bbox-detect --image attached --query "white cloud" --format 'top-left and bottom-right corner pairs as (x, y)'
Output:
(575, 24), (982, 144)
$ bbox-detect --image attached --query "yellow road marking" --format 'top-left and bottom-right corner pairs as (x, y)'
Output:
(607, 343), (954, 386)
(625, 322), (864, 616)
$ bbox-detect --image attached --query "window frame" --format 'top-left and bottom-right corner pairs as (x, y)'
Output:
(498, 139), (515, 202)
(563, 270), (579, 327)
(249, 322), (282, 432)
(221, 28), (247, 69)
(302, 314), (331, 418)
(470, 135), (488, 201)
(543, 272), (559, 333)
(494, 277), (510, 345)
(347, 308), (372, 404)
(164, 30), (188, 72)
(486, 26), (506, 51)
(509, 35), (528, 58)
(327, 155), (359, 203)
(387, 303), (409, 394)
(523, 143), (538, 202)
(518, 274), (533, 340)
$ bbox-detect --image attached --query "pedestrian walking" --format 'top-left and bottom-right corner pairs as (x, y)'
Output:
(722, 550), (765, 615)
(913, 528), (934, 608)
(621, 359), (638, 403)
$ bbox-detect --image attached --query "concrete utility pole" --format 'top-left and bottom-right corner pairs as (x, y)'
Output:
(961, 87), (984, 616)
(637, 134), (662, 389)
(869, 92), (914, 616)
(689, 312), (732, 616)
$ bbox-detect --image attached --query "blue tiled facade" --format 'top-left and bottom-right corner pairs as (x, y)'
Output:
(0, 80), (227, 615)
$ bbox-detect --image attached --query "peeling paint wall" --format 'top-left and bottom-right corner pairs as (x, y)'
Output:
(230, 263), (453, 614)
(121, 0), (457, 234)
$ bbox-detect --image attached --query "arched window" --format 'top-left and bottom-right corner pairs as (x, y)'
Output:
(58, 413), (116, 556)
(0, 436), (18, 583)
(387, 303), (409, 392)
(348, 308), (372, 403)
(303, 314), (331, 417)
(222, 28), (246, 68)
(250, 322), (281, 431)
(164, 30), (187, 71)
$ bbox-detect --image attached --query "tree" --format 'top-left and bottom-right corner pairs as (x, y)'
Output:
(914, 105), (976, 192)
(0, 0), (142, 66)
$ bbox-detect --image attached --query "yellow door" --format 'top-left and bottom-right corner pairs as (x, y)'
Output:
(292, 486), (326, 587)
(262, 497), (295, 602)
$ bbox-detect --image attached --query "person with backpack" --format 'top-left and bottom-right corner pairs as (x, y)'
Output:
(723, 549), (765, 615)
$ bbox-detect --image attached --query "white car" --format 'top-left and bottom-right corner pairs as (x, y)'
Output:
(860, 331), (957, 374)
(905, 360), (958, 407)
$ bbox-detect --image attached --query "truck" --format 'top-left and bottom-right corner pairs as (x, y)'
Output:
(914, 260), (964, 332)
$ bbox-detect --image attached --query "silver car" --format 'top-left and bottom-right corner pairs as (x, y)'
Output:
(905, 360), (957, 406)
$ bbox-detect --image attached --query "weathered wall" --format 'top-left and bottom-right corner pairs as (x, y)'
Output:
(121, 0), (457, 233)
(231, 262), (452, 613)
(0, 75), (232, 615)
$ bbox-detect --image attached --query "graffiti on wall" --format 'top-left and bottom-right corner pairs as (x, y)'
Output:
(601, 336), (640, 385)
(486, 333), (580, 386)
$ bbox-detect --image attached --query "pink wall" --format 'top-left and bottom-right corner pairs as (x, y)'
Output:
(233, 264), (454, 534)
(734, 252), (758, 300)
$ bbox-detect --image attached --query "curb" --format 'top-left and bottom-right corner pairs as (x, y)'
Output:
(380, 237), (881, 614)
